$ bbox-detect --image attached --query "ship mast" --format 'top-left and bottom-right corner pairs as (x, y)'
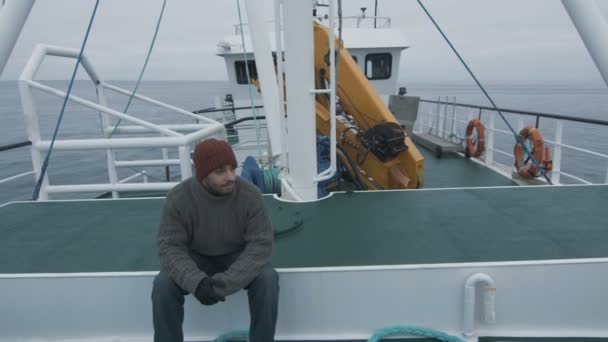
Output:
(0, 0), (36, 76)
(562, 0), (608, 87)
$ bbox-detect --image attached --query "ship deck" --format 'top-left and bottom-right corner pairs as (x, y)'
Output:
(1, 184), (607, 274)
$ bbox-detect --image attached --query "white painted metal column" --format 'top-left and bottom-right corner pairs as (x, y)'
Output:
(178, 146), (192, 180)
(562, 0), (608, 87)
(244, 0), (283, 158)
(0, 0), (36, 76)
(486, 112), (495, 166)
(96, 82), (119, 199)
(282, 0), (317, 200)
(274, 0), (288, 169)
(552, 120), (563, 184)
(18, 80), (48, 200)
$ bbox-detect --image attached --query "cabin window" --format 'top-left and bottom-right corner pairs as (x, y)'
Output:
(365, 53), (392, 80)
(352, 55), (358, 64)
(235, 60), (258, 84)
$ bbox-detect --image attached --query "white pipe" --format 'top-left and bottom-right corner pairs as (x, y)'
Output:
(27, 80), (182, 137)
(486, 112), (495, 165)
(0, 0), (36, 76)
(19, 44), (101, 82)
(105, 124), (210, 135)
(18, 78), (48, 200)
(178, 146), (192, 180)
(280, 177), (303, 202)
(102, 83), (217, 123)
(105, 149), (119, 199)
(46, 182), (178, 194)
(34, 123), (223, 151)
(0, 170), (35, 184)
(463, 273), (496, 338)
(119, 171), (145, 184)
(183, 124), (226, 143)
(114, 159), (180, 167)
(315, 0), (337, 183)
(35, 137), (186, 151)
(552, 120), (563, 184)
(274, 0), (288, 169)
(562, 0), (608, 87)
(244, 0), (283, 157)
(283, 0), (317, 200)
(96, 82), (119, 199)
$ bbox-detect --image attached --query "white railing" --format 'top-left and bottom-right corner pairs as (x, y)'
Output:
(415, 98), (608, 185)
(18, 44), (226, 200)
(0, 170), (34, 185)
(233, 15), (391, 35)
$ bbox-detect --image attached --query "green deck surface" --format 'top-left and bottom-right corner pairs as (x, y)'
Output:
(1, 185), (606, 274)
(417, 146), (516, 188)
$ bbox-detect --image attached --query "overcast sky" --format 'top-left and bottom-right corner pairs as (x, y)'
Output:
(1, 0), (607, 83)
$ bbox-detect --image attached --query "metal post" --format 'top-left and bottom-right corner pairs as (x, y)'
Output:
(442, 96), (449, 139)
(178, 146), (192, 180)
(283, 0), (317, 200)
(562, 0), (608, 87)
(162, 148), (170, 181)
(96, 82), (119, 199)
(434, 97), (441, 134)
(450, 96), (456, 138)
(552, 120), (563, 184)
(431, 97), (438, 132)
(18, 81), (48, 200)
(0, 0), (36, 76)
(244, 0), (283, 158)
(373, 0), (378, 29)
(315, 0), (337, 183)
(486, 111), (495, 166)
(275, 0), (288, 169)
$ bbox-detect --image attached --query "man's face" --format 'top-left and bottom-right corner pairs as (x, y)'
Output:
(202, 164), (237, 195)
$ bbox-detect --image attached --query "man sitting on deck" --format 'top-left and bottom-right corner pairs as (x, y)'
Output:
(152, 138), (279, 342)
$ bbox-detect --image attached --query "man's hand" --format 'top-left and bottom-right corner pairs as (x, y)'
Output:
(194, 277), (225, 306)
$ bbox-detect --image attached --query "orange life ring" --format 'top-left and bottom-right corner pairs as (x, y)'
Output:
(513, 126), (552, 179)
(465, 119), (485, 158)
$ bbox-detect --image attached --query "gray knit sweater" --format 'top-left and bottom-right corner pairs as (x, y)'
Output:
(157, 176), (273, 296)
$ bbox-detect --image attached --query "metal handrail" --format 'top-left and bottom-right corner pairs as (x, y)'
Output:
(416, 99), (608, 184)
(420, 99), (608, 127)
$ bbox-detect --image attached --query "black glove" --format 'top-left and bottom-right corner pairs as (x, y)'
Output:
(194, 277), (225, 306)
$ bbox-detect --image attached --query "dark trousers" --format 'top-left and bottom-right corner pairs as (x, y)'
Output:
(152, 252), (279, 342)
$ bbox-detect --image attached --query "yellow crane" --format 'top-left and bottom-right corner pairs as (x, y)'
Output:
(312, 22), (424, 190)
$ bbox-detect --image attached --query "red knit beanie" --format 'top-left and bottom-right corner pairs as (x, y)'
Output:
(193, 138), (238, 182)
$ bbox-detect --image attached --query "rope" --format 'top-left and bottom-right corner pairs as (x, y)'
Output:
(416, 0), (552, 185)
(235, 0), (263, 163)
(212, 325), (463, 342)
(368, 326), (465, 342)
(32, 0), (101, 201)
(263, 167), (281, 194)
(109, 0), (167, 137)
(212, 330), (248, 342)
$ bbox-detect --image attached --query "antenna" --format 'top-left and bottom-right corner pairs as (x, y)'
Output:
(360, 7), (367, 17)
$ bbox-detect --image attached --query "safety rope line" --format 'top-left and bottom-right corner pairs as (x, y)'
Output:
(109, 0), (167, 137)
(416, 0), (552, 185)
(32, 0), (101, 200)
